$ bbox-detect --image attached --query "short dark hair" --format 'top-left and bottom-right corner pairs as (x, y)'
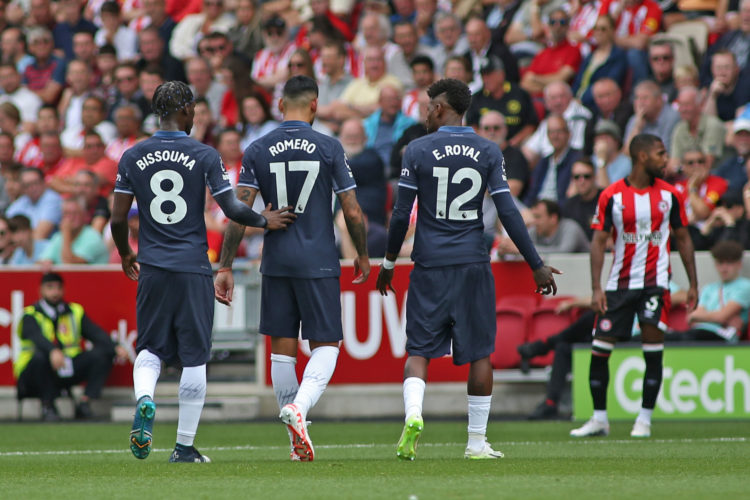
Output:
(98, 43), (117, 56)
(100, 1), (120, 14)
(152, 80), (194, 118)
(7, 214), (31, 232)
(710, 240), (744, 263)
(410, 54), (435, 71)
(534, 199), (561, 219)
(629, 133), (663, 161)
(282, 75), (318, 101)
(40, 272), (64, 285)
(21, 166), (44, 180)
(427, 78), (471, 116)
(573, 156), (596, 172)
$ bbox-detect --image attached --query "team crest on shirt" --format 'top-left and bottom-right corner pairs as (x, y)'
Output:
(658, 200), (669, 213)
(507, 100), (521, 114)
(599, 319), (612, 331)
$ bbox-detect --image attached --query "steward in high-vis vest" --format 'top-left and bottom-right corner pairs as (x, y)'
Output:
(14, 272), (128, 421)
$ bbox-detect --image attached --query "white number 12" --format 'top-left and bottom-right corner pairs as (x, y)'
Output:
(432, 167), (482, 220)
(269, 160), (320, 213)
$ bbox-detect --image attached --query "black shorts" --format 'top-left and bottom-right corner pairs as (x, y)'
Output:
(594, 287), (670, 339)
(259, 275), (343, 342)
(136, 264), (214, 367)
(406, 262), (496, 365)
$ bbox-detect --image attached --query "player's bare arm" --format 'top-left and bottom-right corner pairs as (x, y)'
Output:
(110, 191), (139, 281)
(673, 226), (699, 311)
(337, 189), (370, 284)
(590, 229), (610, 314)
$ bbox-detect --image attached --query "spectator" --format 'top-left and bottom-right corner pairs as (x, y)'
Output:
(135, 26), (186, 82)
(390, 90), (429, 181)
(484, 0), (524, 43)
(128, 0), (176, 44)
(0, 102), (32, 160)
(674, 148), (728, 228)
(572, 15), (627, 110)
(251, 16), (296, 93)
(14, 272), (127, 420)
(614, 0), (662, 85)
(623, 80), (681, 153)
(392, 21), (436, 75)
(61, 96), (117, 157)
(38, 197), (109, 264)
(238, 93), (279, 150)
(478, 110), (530, 198)
(109, 62), (150, 120)
(73, 169), (111, 231)
(53, 0), (97, 62)
(699, 0), (750, 86)
(5, 167), (61, 240)
(496, 199), (590, 256)
(96, 1), (138, 61)
(106, 104), (143, 163)
(218, 55), (270, 129)
(189, 97), (218, 146)
(592, 119), (632, 186)
(332, 46), (403, 121)
(138, 64), (164, 133)
(402, 55), (437, 121)
(414, 0), (439, 46)
(354, 13), (412, 86)
(316, 41), (355, 129)
(50, 132), (117, 197)
(295, 0), (355, 47)
(363, 85), (416, 166)
(443, 54), (474, 85)
(1, 163), (22, 208)
(568, 0), (619, 50)
(23, 27), (65, 106)
(430, 12), (469, 74)
(71, 31), (101, 87)
(8, 214), (48, 264)
(15, 105), (59, 169)
(522, 81), (591, 166)
(524, 114), (582, 205)
(669, 86), (725, 173)
(520, 9), (583, 96)
(703, 50), (750, 124)
(0, 63), (42, 134)
(215, 127), (242, 183)
(648, 39), (678, 103)
(464, 16), (519, 91)
(582, 78), (633, 154)
(186, 56), (225, 122)
(38, 132), (65, 181)
(505, 0), (568, 59)
(307, 16), (359, 80)
(0, 215), (14, 263)
(57, 60), (93, 135)
(169, 0), (235, 61)
(715, 116), (750, 192)
(561, 157), (602, 239)
(1, 26), (35, 75)
(465, 55), (538, 147)
(197, 31), (235, 77)
(674, 240), (750, 342)
(696, 190), (750, 250)
(27, 0), (56, 31)
(227, 0), (263, 56)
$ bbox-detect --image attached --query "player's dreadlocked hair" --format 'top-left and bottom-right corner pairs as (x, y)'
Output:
(427, 79), (471, 116)
(151, 81), (195, 119)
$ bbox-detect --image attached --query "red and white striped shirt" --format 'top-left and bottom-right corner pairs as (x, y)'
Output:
(106, 136), (139, 163)
(251, 43), (296, 82)
(402, 89), (420, 120)
(592, 178), (686, 291)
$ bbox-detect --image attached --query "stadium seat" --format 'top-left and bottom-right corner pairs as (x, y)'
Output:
(667, 20), (709, 60)
(667, 303), (690, 332)
(491, 305), (529, 369)
(527, 297), (577, 367)
(496, 294), (540, 312)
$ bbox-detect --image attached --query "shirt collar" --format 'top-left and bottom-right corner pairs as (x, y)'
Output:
(153, 130), (188, 138)
(438, 126), (475, 133)
(279, 120), (312, 128)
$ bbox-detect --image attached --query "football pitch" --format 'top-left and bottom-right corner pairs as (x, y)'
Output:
(1, 420), (748, 499)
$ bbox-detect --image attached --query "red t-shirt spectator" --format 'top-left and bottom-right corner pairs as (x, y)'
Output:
(675, 175), (729, 214)
(527, 40), (582, 80)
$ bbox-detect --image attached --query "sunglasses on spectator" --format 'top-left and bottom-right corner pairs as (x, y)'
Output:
(650, 55), (673, 62)
(549, 18), (568, 26)
(481, 125), (502, 131)
(684, 158), (706, 165)
(202, 45), (226, 54)
(204, 0), (222, 6)
(573, 173), (593, 180)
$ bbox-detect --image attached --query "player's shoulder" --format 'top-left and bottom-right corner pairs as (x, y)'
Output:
(600, 178), (627, 198)
(653, 178), (681, 196)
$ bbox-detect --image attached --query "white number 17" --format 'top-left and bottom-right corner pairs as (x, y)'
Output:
(269, 160), (320, 213)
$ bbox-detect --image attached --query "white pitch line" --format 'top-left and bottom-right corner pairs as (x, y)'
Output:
(0, 437), (745, 458)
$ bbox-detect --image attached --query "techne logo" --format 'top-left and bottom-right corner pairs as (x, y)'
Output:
(614, 355), (750, 414)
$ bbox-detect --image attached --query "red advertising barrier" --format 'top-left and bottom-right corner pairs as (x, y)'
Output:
(265, 261), (538, 385)
(0, 262), (538, 387)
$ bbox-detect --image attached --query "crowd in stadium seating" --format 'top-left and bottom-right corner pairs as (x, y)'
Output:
(1, 0), (750, 266)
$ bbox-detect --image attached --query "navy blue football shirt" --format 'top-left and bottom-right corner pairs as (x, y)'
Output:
(399, 126), (510, 267)
(238, 120), (356, 278)
(114, 130), (232, 275)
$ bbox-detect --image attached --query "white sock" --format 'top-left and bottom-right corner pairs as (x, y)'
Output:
(636, 408), (653, 425)
(133, 350), (161, 401)
(593, 410), (608, 423)
(467, 395), (492, 450)
(403, 377), (426, 421)
(293, 345), (339, 419)
(270, 353), (299, 409)
(176, 365), (206, 447)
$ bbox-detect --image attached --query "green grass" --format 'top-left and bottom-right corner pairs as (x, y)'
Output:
(0, 420), (748, 499)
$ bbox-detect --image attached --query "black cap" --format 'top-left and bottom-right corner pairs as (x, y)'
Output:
(264, 15), (286, 31)
(40, 272), (64, 285)
(480, 55), (504, 74)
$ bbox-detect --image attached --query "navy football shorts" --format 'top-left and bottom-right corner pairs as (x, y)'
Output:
(259, 275), (343, 342)
(405, 262), (496, 365)
(594, 286), (670, 339)
(135, 264), (214, 367)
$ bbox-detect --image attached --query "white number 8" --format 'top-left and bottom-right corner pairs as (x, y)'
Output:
(149, 170), (187, 224)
